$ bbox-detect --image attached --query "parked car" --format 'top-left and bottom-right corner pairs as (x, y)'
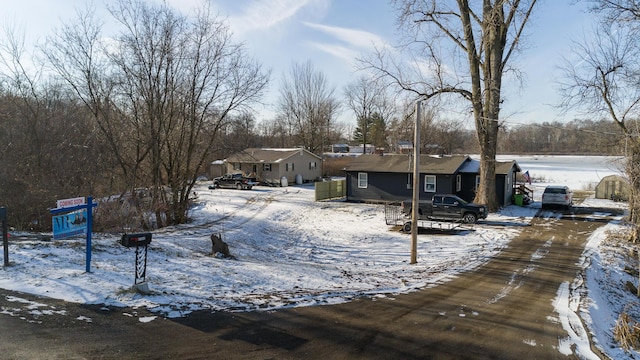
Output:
(541, 185), (573, 209)
(401, 194), (488, 224)
(209, 173), (258, 190)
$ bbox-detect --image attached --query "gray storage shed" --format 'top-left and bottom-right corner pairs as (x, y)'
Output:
(595, 174), (628, 201)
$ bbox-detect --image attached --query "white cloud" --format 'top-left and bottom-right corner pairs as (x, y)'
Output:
(305, 42), (358, 63)
(228, 0), (328, 36)
(303, 22), (388, 50)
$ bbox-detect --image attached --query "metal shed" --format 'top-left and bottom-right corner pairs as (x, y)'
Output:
(595, 174), (628, 201)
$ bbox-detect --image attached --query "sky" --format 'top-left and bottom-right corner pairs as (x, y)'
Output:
(0, 155), (635, 359)
(1, 0), (598, 130)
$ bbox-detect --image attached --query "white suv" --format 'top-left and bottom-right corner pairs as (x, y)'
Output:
(542, 185), (573, 209)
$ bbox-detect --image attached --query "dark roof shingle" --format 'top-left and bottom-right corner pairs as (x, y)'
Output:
(345, 154), (471, 174)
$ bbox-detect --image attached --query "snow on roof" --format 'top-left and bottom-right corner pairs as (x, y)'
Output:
(226, 148), (321, 163)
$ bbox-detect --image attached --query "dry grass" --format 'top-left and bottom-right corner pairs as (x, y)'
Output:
(614, 312), (640, 351)
(573, 190), (593, 203)
(606, 227), (632, 243)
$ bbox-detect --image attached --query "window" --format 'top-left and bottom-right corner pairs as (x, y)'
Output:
(424, 175), (436, 192)
(475, 175), (481, 191)
(358, 172), (368, 188)
(456, 174), (462, 192)
(263, 163), (271, 172)
(233, 162), (241, 170)
(309, 161), (316, 169)
(286, 163), (294, 172)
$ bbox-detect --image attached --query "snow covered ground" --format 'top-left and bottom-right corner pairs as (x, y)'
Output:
(0, 154), (637, 358)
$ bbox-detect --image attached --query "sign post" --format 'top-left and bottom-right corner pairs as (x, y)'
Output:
(1, 207), (8, 267)
(50, 196), (98, 272)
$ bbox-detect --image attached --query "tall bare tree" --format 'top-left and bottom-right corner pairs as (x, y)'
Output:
(363, 0), (537, 210)
(0, 26), (115, 229)
(278, 61), (339, 154)
(559, 21), (640, 237)
(44, 0), (269, 227)
(344, 76), (396, 152)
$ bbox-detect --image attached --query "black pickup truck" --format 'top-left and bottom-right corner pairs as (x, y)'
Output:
(401, 194), (487, 224)
(209, 173), (258, 190)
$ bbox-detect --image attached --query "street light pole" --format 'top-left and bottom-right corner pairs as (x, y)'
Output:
(411, 100), (421, 264)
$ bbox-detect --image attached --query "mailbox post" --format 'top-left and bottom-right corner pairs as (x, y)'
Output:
(120, 233), (152, 286)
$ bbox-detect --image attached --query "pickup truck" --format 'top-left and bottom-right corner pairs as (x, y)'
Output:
(401, 194), (487, 224)
(209, 173), (258, 190)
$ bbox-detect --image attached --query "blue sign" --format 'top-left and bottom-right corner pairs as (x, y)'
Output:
(51, 197), (98, 272)
(52, 209), (88, 240)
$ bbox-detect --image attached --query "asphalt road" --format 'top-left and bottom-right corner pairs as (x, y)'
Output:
(0, 205), (621, 359)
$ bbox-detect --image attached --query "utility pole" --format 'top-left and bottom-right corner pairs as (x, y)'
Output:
(411, 100), (421, 264)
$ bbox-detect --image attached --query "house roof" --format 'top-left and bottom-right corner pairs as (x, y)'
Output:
(345, 154), (522, 175)
(458, 159), (480, 173)
(344, 154), (471, 174)
(226, 148), (322, 163)
(495, 160), (521, 174)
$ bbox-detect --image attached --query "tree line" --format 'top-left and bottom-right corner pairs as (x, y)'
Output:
(0, 0), (636, 233)
(0, 73), (623, 232)
(0, 0), (268, 231)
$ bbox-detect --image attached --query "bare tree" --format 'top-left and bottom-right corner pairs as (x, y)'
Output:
(591, 0), (640, 21)
(218, 112), (260, 154)
(559, 21), (640, 237)
(344, 76), (396, 152)
(362, 0), (537, 211)
(278, 61), (339, 154)
(44, 0), (269, 227)
(0, 25), (115, 229)
(257, 115), (295, 148)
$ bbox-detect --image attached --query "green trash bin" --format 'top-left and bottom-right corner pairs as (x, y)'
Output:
(514, 194), (523, 206)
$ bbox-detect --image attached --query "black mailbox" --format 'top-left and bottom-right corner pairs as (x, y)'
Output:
(120, 233), (152, 247)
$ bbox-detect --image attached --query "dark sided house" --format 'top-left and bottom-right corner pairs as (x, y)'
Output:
(495, 160), (521, 206)
(344, 154), (520, 207)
